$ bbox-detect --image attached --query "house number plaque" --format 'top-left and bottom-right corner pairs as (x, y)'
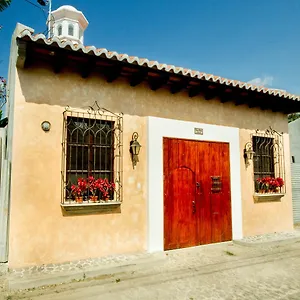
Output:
(194, 128), (203, 135)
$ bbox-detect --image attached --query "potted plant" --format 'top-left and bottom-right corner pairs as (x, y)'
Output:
(256, 177), (284, 194)
(71, 178), (87, 203)
(256, 177), (268, 193)
(269, 177), (284, 193)
(97, 178), (115, 202)
(88, 176), (98, 203)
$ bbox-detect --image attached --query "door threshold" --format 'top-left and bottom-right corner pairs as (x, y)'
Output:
(164, 241), (233, 253)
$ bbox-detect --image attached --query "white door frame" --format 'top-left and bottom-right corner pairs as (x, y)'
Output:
(147, 116), (243, 252)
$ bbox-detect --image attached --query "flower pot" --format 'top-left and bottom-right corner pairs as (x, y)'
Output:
(75, 196), (83, 203)
(90, 195), (98, 203)
(103, 196), (110, 202)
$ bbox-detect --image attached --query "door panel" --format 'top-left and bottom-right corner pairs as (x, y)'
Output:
(164, 139), (197, 250)
(210, 142), (223, 243)
(219, 143), (232, 242)
(164, 168), (196, 249)
(163, 138), (232, 250)
(197, 142), (212, 245)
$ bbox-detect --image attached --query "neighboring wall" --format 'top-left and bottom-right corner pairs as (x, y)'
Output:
(8, 63), (293, 268)
(289, 119), (300, 224)
(289, 118), (300, 163)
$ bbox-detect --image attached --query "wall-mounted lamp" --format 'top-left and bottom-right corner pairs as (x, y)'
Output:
(130, 132), (141, 168)
(41, 121), (51, 132)
(244, 142), (255, 167)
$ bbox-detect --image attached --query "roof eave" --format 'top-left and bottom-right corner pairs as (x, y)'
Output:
(15, 32), (300, 114)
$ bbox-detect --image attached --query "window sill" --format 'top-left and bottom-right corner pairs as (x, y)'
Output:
(61, 201), (122, 215)
(253, 193), (285, 203)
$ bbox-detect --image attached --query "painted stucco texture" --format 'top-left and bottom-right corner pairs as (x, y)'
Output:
(8, 65), (292, 267)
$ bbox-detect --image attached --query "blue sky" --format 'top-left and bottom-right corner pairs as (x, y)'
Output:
(0, 0), (300, 94)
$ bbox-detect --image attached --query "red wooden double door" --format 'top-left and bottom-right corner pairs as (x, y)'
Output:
(164, 138), (232, 250)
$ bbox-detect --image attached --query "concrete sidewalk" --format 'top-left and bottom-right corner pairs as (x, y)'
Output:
(3, 236), (300, 300)
(5, 252), (167, 292)
(233, 229), (300, 246)
(2, 230), (300, 299)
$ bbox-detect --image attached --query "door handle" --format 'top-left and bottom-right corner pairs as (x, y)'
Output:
(192, 201), (196, 214)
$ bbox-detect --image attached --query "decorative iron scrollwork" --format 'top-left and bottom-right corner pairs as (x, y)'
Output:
(251, 127), (285, 194)
(61, 102), (123, 204)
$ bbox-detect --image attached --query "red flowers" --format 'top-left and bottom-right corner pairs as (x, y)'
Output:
(256, 177), (284, 193)
(71, 176), (115, 200)
(88, 176), (97, 196)
(71, 178), (87, 196)
(275, 177), (284, 187)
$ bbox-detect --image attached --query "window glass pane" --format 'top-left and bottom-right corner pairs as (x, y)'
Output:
(253, 136), (275, 181)
(68, 24), (74, 36)
(57, 25), (62, 36)
(94, 146), (113, 171)
(66, 145), (88, 172)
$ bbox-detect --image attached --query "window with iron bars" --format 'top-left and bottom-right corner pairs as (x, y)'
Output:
(62, 103), (123, 204)
(252, 128), (285, 194)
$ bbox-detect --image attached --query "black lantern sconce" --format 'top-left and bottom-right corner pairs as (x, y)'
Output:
(130, 132), (141, 168)
(244, 142), (255, 167)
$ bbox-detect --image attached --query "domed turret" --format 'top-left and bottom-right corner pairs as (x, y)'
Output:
(49, 5), (88, 44)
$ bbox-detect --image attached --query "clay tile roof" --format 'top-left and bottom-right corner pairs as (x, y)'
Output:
(17, 29), (300, 101)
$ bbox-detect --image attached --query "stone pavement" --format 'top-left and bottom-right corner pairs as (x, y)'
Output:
(234, 229), (300, 245)
(3, 238), (300, 300)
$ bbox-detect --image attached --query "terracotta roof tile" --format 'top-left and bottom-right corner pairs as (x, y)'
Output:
(17, 29), (300, 101)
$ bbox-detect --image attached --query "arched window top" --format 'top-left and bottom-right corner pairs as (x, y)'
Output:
(57, 25), (62, 36)
(68, 24), (74, 36)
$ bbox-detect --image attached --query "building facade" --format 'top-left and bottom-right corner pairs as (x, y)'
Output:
(1, 6), (300, 269)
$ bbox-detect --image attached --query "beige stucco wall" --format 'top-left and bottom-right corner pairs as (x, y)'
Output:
(240, 130), (293, 236)
(8, 64), (293, 268)
(9, 69), (148, 268)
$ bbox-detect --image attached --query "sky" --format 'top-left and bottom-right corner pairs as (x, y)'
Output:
(0, 0), (300, 94)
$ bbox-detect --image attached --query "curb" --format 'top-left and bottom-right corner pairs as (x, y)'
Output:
(233, 236), (300, 247)
(7, 252), (166, 291)
(0, 263), (8, 276)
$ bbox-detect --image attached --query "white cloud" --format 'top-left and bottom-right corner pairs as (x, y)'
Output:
(247, 76), (274, 87)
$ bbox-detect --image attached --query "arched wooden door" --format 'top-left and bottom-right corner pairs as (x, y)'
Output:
(163, 138), (232, 250)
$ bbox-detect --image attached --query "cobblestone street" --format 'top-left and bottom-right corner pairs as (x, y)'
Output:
(3, 239), (300, 300)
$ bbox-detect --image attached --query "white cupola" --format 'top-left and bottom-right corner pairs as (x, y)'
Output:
(49, 5), (88, 44)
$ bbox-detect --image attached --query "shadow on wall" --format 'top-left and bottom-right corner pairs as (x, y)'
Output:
(17, 65), (289, 133)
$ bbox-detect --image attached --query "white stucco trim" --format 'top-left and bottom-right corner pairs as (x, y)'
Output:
(147, 116), (243, 252)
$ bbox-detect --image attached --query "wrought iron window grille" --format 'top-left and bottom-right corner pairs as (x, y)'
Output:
(250, 127), (285, 194)
(61, 102), (123, 204)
